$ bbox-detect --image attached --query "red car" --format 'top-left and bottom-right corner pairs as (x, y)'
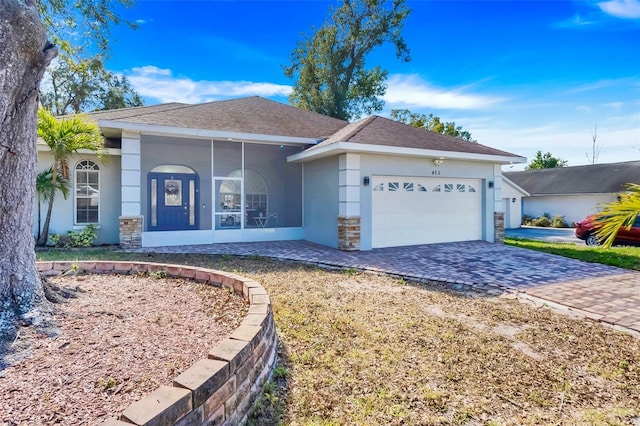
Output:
(575, 214), (640, 246)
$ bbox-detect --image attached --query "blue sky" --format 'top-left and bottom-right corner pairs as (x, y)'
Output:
(104, 0), (640, 169)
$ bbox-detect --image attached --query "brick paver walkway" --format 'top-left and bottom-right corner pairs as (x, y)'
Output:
(138, 240), (640, 334)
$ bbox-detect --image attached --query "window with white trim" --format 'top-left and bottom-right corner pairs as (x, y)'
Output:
(75, 160), (100, 224)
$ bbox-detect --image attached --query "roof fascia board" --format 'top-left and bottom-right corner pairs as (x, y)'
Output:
(37, 144), (121, 156)
(502, 176), (531, 196)
(527, 192), (620, 197)
(288, 141), (527, 164)
(98, 120), (320, 145)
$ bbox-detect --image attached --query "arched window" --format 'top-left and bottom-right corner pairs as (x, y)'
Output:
(220, 169), (268, 226)
(75, 160), (100, 224)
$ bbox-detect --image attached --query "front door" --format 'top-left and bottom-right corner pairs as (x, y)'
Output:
(148, 173), (199, 231)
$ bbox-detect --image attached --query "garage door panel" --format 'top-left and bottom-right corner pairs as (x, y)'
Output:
(372, 176), (482, 248)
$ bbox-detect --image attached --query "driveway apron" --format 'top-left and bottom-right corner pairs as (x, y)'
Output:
(138, 240), (640, 334)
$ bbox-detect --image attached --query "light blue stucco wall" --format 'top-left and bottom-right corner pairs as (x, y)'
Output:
(140, 135), (213, 231)
(35, 151), (122, 245)
(303, 156), (339, 248)
(358, 154), (497, 250)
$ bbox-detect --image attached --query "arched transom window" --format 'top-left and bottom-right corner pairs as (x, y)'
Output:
(220, 169), (268, 225)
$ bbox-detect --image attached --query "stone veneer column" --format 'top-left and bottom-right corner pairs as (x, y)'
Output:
(338, 216), (361, 251)
(494, 212), (505, 243)
(338, 153), (361, 251)
(119, 215), (143, 249)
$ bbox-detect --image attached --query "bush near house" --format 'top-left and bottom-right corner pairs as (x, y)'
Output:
(49, 224), (97, 248)
(522, 213), (569, 228)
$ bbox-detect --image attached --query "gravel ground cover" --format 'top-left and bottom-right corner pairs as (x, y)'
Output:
(25, 251), (640, 424)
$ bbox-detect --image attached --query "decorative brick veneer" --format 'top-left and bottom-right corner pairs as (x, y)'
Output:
(337, 216), (361, 251)
(36, 261), (277, 426)
(494, 212), (505, 243)
(119, 216), (144, 249)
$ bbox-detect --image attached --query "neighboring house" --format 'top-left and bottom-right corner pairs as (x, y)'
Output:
(504, 161), (640, 227)
(36, 96), (525, 250)
(501, 176), (530, 229)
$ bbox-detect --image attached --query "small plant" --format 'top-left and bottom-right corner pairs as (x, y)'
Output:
(96, 377), (117, 391)
(149, 270), (167, 279)
(343, 267), (358, 277)
(272, 366), (290, 379)
(248, 254), (264, 261)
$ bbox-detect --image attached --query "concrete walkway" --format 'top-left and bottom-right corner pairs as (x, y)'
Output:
(505, 227), (579, 244)
(138, 240), (640, 334)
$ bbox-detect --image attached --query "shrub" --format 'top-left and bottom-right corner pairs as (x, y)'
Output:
(531, 216), (551, 227)
(50, 224), (97, 248)
(522, 215), (534, 226)
(551, 215), (569, 228)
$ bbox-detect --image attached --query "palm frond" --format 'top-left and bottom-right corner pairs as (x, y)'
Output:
(595, 183), (640, 248)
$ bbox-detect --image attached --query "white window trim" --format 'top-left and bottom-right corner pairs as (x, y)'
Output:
(74, 160), (101, 226)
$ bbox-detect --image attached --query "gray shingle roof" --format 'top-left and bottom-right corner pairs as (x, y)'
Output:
(91, 96), (348, 140)
(309, 115), (522, 158)
(504, 161), (640, 195)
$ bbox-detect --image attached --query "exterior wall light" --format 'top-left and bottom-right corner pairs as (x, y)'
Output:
(512, 198), (516, 203)
(433, 159), (444, 167)
(363, 176), (370, 186)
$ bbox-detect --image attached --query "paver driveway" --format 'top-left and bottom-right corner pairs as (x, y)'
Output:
(139, 240), (640, 334)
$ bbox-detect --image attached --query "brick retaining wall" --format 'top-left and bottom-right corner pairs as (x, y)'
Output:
(36, 261), (277, 426)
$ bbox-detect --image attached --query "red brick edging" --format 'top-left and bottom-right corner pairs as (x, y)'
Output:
(36, 261), (277, 426)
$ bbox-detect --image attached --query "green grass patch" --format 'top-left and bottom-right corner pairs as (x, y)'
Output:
(505, 237), (640, 270)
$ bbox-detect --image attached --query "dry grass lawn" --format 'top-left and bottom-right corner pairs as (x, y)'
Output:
(37, 252), (640, 425)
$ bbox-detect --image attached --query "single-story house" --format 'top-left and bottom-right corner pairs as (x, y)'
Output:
(36, 96), (526, 250)
(503, 161), (640, 227)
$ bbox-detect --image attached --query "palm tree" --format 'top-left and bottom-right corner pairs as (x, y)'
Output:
(35, 167), (69, 241)
(595, 183), (640, 248)
(36, 108), (104, 246)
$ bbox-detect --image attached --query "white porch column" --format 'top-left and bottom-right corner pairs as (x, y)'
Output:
(121, 131), (142, 216)
(119, 131), (143, 249)
(492, 164), (504, 243)
(338, 153), (361, 251)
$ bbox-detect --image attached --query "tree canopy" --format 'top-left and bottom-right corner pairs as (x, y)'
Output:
(41, 52), (143, 115)
(390, 109), (475, 142)
(39, 0), (137, 56)
(38, 0), (142, 114)
(526, 151), (567, 170)
(284, 0), (411, 121)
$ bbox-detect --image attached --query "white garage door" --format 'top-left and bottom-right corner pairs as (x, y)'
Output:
(372, 176), (483, 248)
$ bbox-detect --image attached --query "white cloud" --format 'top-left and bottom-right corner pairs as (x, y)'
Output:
(126, 66), (292, 104)
(383, 74), (505, 110)
(603, 101), (624, 109)
(554, 13), (596, 27)
(598, 0), (640, 19)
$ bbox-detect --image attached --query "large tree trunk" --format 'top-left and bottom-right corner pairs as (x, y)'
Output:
(0, 0), (58, 337)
